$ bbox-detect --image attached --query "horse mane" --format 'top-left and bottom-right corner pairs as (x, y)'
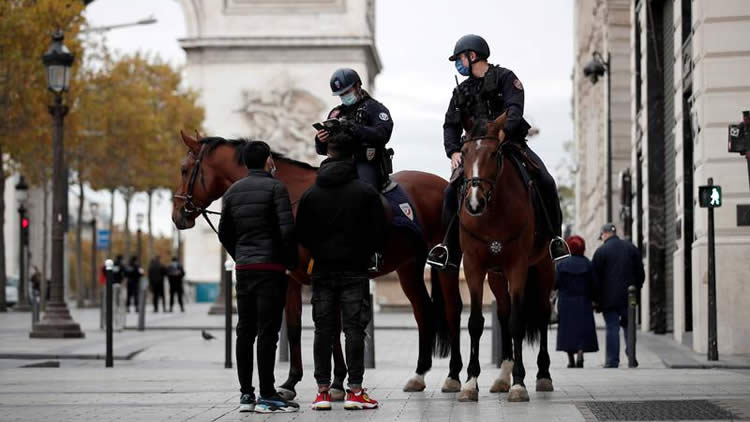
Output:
(198, 136), (318, 170)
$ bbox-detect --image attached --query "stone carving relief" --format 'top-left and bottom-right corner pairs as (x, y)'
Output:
(238, 88), (326, 162)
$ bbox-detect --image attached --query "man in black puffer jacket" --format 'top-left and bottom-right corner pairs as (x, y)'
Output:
(218, 140), (299, 414)
(296, 133), (386, 410)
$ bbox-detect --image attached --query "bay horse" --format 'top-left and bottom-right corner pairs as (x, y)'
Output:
(455, 113), (555, 402)
(171, 131), (465, 398)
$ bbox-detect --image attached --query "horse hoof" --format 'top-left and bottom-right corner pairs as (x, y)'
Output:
(276, 387), (296, 401)
(441, 377), (461, 393)
(457, 388), (479, 402)
(403, 375), (426, 392)
(507, 385), (529, 402)
(330, 388), (345, 402)
(536, 378), (553, 392)
(489, 379), (511, 393)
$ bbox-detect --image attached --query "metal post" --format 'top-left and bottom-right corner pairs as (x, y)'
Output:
(606, 52), (613, 223)
(15, 204), (30, 311)
(707, 178), (719, 361)
(224, 259), (233, 369)
(105, 259), (114, 367)
(137, 229), (146, 331)
(491, 300), (500, 367)
(90, 218), (97, 305)
(279, 311), (289, 362)
(627, 285), (638, 368)
(364, 279), (376, 369)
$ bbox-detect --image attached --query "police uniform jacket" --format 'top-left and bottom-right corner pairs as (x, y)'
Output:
(443, 64), (531, 158)
(315, 90), (393, 162)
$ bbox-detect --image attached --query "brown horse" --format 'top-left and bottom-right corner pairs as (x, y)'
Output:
(454, 113), (554, 403)
(171, 131), (465, 398)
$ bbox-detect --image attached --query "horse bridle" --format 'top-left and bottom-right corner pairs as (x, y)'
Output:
(173, 143), (221, 234)
(461, 135), (505, 204)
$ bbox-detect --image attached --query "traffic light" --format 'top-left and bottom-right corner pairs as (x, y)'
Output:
(699, 185), (722, 208)
(21, 217), (30, 244)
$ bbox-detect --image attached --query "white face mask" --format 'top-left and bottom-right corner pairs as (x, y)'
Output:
(340, 91), (358, 106)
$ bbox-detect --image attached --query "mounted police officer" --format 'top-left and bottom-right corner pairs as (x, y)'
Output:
(314, 68), (394, 191)
(427, 34), (569, 270)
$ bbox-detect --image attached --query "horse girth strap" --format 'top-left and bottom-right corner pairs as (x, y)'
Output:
(459, 217), (529, 255)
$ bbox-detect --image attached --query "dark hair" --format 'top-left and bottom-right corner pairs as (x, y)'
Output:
(327, 132), (355, 160)
(242, 141), (271, 169)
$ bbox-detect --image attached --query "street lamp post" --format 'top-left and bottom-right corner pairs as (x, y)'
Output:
(136, 212), (144, 267)
(31, 31), (84, 338)
(584, 51), (613, 223)
(135, 212), (146, 331)
(88, 202), (99, 305)
(14, 176), (30, 312)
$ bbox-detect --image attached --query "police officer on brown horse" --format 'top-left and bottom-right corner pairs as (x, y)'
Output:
(427, 34), (569, 270)
(314, 68), (394, 191)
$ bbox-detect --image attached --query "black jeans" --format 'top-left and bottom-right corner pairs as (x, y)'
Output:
(312, 272), (371, 387)
(169, 280), (184, 312)
(236, 270), (287, 398)
(126, 281), (139, 311)
(151, 282), (165, 311)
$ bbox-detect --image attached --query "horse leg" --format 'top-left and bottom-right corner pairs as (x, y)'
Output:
(277, 280), (302, 400)
(399, 257), (435, 392)
(330, 309), (347, 401)
(438, 268), (463, 393)
(457, 257), (486, 402)
(487, 272), (513, 393)
(507, 264), (530, 402)
(534, 261), (555, 392)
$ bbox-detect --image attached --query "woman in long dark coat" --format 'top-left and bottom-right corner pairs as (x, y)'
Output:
(555, 235), (599, 367)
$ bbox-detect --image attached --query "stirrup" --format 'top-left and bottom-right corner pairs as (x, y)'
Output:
(427, 244), (450, 269)
(549, 236), (570, 262)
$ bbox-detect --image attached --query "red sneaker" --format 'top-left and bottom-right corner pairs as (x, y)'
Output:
(344, 389), (378, 410)
(311, 391), (332, 410)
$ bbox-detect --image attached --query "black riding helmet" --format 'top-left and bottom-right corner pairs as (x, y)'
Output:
(449, 34), (490, 61)
(330, 68), (361, 96)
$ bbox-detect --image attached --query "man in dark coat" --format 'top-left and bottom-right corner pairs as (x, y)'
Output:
(123, 256), (142, 313)
(147, 256), (166, 312)
(296, 133), (386, 410)
(555, 235), (598, 368)
(218, 140), (299, 414)
(592, 223), (645, 368)
(166, 256), (186, 312)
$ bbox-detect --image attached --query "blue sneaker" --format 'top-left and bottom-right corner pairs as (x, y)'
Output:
(239, 393), (255, 412)
(255, 395), (299, 413)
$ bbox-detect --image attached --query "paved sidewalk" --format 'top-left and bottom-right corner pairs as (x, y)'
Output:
(1, 304), (749, 421)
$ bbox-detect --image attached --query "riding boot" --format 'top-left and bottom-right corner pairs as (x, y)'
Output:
(541, 173), (570, 261)
(428, 175), (462, 270)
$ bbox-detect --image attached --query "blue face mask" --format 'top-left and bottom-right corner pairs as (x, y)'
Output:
(340, 91), (358, 106)
(455, 60), (471, 76)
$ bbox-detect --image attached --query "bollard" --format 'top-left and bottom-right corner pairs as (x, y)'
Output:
(627, 285), (638, 368)
(364, 279), (376, 369)
(31, 290), (41, 326)
(279, 311), (289, 362)
(224, 259), (233, 369)
(105, 259), (114, 368)
(137, 277), (146, 331)
(491, 300), (501, 367)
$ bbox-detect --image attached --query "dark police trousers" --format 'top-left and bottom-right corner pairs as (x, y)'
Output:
(312, 272), (371, 387)
(236, 270), (287, 398)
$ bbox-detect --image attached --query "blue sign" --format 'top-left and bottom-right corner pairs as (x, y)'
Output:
(97, 229), (110, 250)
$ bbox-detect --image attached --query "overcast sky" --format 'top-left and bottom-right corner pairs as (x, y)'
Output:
(83, 0), (573, 237)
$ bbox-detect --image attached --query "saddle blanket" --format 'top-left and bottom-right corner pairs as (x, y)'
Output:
(383, 185), (423, 240)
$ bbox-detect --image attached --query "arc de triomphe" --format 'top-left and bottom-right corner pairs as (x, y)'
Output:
(175, 0), (381, 283)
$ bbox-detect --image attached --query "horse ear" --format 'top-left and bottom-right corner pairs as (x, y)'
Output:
(180, 130), (201, 155)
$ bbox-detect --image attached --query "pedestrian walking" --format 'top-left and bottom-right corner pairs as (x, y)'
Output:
(296, 133), (386, 411)
(148, 256), (167, 312)
(124, 256), (142, 313)
(218, 140), (298, 414)
(592, 223), (645, 368)
(112, 255), (125, 285)
(166, 257), (186, 313)
(555, 235), (599, 368)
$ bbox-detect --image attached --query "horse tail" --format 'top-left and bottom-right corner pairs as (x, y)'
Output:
(522, 267), (549, 345)
(430, 267), (451, 358)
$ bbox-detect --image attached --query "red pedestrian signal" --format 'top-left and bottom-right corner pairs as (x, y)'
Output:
(22, 218), (29, 229)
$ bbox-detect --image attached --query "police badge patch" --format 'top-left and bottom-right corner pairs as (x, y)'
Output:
(379, 112), (390, 121)
(399, 203), (414, 221)
(513, 79), (523, 90)
(366, 148), (376, 161)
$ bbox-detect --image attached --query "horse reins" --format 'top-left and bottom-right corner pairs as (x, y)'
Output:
(173, 144), (222, 235)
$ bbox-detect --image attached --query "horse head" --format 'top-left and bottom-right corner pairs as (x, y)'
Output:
(172, 130), (241, 230)
(461, 112), (507, 216)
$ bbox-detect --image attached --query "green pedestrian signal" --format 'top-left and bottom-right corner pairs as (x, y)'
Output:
(699, 185), (722, 208)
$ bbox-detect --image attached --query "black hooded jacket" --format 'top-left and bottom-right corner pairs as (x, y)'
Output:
(295, 158), (387, 273)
